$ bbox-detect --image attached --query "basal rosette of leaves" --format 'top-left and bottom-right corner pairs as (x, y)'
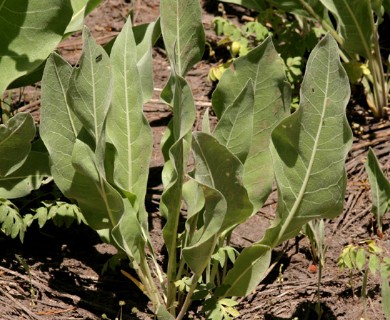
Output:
(0, 0), (353, 318)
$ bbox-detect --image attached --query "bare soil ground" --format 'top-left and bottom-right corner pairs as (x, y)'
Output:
(1, 1), (390, 319)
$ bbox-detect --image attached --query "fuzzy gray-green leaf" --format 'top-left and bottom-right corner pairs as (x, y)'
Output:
(214, 80), (254, 164)
(218, 34), (352, 297)
(266, 33), (352, 246)
(160, 0), (205, 76)
(0, 113), (36, 177)
(0, 0), (72, 94)
(107, 17), (153, 204)
(67, 27), (112, 147)
(183, 133), (252, 274)
(212, 38), (290, 211)
(71, 133), (123, 233)
(41, 52), (82, 197)
(133, 20), (161, 102)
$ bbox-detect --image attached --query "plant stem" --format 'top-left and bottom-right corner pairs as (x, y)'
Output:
(367, 15), (387, 118)
(349, 270), (355, 298)
(316, 262), (323, 320)
(362, 268), (369, 319)
(176, 274), (199, 320)
(130, 255), (163, 312)
(141, 255), (164, 306)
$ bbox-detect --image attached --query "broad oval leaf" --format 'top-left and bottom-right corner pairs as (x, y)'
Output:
(107, 17), (153, 204)
(160, 0), (205, 76)
(0, 113), (35, 177)
(0, 0), (72, 94)
(41, 52), (82, 197)
(267, 33), (352, 246)
(182, 133), (253, 274)
(71, 132), (124, 233)
(191, 132), (253, 232)
(133, 20), (161, 102)
(212, 37), (290, 211)
(67, 27), (112, 148)
(218, 34), (352, 297)
(213, 80), (254, 164)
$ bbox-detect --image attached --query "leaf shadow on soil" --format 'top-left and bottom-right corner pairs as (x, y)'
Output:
(1, 221), (149, 319)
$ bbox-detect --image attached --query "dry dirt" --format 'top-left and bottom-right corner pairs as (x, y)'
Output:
(1, 1), (390, 319)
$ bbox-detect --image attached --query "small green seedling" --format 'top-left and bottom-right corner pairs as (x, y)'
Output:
(337, 240), (389, 319)
(303, 219), (328, 320)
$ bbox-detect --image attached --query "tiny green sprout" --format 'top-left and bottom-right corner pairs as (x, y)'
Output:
(338, 240), (389, 318)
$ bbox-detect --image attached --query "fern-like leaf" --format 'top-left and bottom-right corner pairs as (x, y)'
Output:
(0, 199), (27, 242)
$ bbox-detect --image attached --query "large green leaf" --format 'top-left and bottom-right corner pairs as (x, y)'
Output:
(320, 0), (373, 59)
(268, 34), (351, 245)
(106, 18), (153, 256)
(0, 0), (72, 94)
(192, 133), (253, 232)
(41, 52), (82, 196)
(182, 133), (253, 275)
(71, 131), (123, 232)
(160, 0), (205, 76)
(365, 148), (390, 232)
(106, 17), (153, 204)
(213, 80), (254, 164)
(133, 20), (161, 102)
(217, 34), (352, 297)
(212, 38), (290, 212)
(63, 29), (122, 237)
(40, 51), (120, 237)
(111, 200), (145, 263)
(0, 112), (35, 177)
(67, 27), (112, 150)
(0, 151), (50, 199)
